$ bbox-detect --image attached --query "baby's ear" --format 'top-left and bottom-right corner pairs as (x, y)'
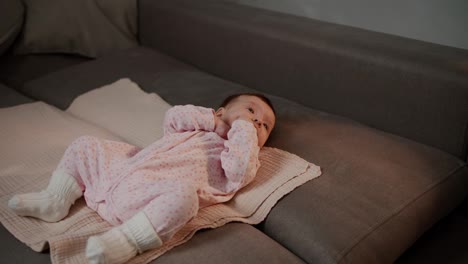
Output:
(215, 107), (225, 117)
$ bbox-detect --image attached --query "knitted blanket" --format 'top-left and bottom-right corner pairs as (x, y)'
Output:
(0, 79), (321, 264)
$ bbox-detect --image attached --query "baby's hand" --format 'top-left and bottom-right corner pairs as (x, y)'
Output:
(214, 115), (230, 139)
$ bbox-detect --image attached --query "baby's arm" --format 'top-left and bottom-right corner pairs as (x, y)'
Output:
(163, 105), (215, 135)
(220, 120), (260, 193)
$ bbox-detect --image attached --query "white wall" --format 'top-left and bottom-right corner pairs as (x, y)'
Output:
(230, 0), (468, 50)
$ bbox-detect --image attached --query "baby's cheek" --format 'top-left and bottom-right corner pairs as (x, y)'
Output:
(260, 132), (269, 145)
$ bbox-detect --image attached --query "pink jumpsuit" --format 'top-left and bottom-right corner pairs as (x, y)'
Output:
(55, 105), (260, 242)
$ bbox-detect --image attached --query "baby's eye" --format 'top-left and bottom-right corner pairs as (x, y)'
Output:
(248, 107), (254, 113)
(263, 124), (268, 130)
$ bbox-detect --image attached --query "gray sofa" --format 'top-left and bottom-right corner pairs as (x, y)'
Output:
(1, 0), (468, 263)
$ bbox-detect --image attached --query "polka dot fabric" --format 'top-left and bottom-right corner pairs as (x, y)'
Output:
(55, 105), (260, 242)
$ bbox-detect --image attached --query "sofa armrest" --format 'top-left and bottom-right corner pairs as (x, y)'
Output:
(139, 0), (468, 160)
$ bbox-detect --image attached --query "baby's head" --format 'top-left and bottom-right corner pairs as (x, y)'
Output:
(216, 93), (276, 147)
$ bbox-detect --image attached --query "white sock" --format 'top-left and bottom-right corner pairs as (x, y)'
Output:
(86, 212), (162, 264)
(8, 171), (82, 222)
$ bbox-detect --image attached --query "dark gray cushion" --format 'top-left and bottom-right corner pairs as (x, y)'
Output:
(13, 0), (138, 58)
(395, 199), (468, 264)
(142, 69), (468, 263)
(0, 53), (89, 89)
(19, 47), (468, 263)
(0, 0), (23, 55)
(262, 109), (467, 264)
(153, 223), (305, 264)
(0, 83), (34, 108)
(0, 224), (50, 264)
(139, 0), (468, 160)
(19, 47), (194, 109)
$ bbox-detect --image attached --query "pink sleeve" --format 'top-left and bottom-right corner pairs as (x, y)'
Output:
(220, 120), (260, 193)
(163, 105), (215, 135)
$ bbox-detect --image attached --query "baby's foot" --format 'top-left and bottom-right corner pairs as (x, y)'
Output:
(8, 171), (82, 222)
(8, 190), (72, 222)
(86, 228), (137, 264)
(86, 212), (163, 264)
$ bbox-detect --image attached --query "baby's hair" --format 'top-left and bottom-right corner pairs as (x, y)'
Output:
(220, 93), (276, 115)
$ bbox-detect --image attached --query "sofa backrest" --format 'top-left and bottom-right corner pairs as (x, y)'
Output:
(0, 0), (23, 56)
(139, 0), (468, 160)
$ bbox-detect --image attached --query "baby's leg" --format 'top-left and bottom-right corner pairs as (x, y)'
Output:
(9, 135), (138, 222)
(85, 185), (199, 264)
(8, 170), (82, 222)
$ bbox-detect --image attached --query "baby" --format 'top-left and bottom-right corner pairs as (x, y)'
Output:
(8, 93), (276, 264)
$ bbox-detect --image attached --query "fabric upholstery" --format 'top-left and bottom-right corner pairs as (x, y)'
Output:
(139, 0), (468, 160)
(19, 47), (193, 109)
(13, 0), (138, 58)
(0, 83), (33, 108)
(154, 223), (305, 264)
(0, 0), (23, 56)
(395, 197), (468, 264)
(0, 225), (51, 263)
(0, 53), (89, 89)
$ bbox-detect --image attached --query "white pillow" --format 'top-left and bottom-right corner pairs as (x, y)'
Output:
(66, 78), (172, 148)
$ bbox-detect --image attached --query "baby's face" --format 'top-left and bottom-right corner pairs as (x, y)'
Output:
(216, 95), (275, 147)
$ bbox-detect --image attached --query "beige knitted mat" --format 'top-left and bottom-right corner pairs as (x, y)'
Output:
(0, 79), (321, 263)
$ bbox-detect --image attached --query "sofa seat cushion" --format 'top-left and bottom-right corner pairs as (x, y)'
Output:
(137, 70), (468, 263)
(0, 53), (89, 89)
(19, 47), (194, 110)
(20, 46), (468, 263)
(155, 223), (305, 264)
(395, 198), (468, 264)
(261, 106), (467, 263)
(0, 224), (50, 264)
(0, 83), (34, 108)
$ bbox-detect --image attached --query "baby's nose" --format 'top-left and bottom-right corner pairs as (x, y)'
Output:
(253, 118), (261, 127)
